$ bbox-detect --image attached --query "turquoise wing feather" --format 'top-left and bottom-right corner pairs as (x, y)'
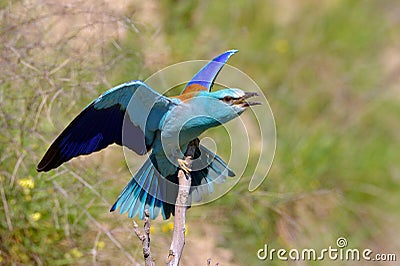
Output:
(37, 80), (173, 172)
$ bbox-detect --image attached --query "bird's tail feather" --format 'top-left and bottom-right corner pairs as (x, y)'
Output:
(190, 145), (235, 202)
(110, 157), (169, 219)
(110, 145), (235, 220)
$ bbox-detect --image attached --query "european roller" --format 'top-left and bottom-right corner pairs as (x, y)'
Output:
(37, 50), (260, 219)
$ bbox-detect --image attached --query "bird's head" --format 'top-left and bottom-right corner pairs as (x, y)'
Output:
(185, 88), (261, 127)
(165, 88), (261, 147)
(209, 88), (261, 115)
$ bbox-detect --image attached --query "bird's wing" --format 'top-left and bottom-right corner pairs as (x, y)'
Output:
(181, 49), (238, 94)
(37, 80), (174, 172)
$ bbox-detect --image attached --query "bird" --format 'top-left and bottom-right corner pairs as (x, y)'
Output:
(37, 50), (260, 220)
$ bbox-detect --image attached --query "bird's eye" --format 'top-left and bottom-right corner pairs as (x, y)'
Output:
(223, 96), (233, 102)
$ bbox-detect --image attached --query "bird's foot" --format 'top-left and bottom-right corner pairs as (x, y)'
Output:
(178, 157), (192, 174)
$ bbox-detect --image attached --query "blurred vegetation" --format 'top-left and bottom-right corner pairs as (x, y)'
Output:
(1, 0), (400, 265)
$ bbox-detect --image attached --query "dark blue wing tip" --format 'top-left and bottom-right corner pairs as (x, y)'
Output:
(228, 168), (236, 177)
(224, 49), (239, 54)
(184, 49), (240, 92)
(213, 49), (239, 63)
(227, 49), (239, 54)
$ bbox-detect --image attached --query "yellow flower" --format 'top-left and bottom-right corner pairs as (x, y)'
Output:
(97, 241), (106, 250)
(168, 222), (174, 230)
(149, 226), (156, 234)
(18, 177), (35, 193)
(184, 226), (189, 236)
(70, 248), (83, 258)
(29, 212), (41, 222)
(161, 222), (174, 233)
(274, 39), (289, 54)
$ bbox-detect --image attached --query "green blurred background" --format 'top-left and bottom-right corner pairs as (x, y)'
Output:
(1, 0), (399, 265)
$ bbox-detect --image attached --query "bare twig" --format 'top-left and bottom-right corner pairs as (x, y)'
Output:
(166, 139), (198, 266)
(0, 178), (13, 231)
(133, 210), (155, 266)
(52, 180), (137, 264)
(9, 152), (26, 188)
(91, 231), (102, 265)
(63, 166), (110, 206)
(166, 169), (190, 265)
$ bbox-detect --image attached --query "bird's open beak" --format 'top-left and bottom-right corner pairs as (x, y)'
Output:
(234, 92), (262, 107)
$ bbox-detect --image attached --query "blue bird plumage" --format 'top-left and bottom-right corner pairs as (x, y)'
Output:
(37, 50), (260, 220)
(184, 49), (238, 91)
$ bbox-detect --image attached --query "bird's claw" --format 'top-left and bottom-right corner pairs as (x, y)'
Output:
(178, 157), (192, 174)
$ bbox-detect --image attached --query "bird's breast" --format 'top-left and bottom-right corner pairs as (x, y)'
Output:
(161, 101), (219, 140)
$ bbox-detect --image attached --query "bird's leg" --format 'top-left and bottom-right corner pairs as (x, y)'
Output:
(170, 148), (190, 174)
(177, 157), (191, 174)
(177, 138), (200, 174)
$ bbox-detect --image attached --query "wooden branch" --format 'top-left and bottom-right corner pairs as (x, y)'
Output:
(166, 139), (198, 266)
(133, 210), (155, 266)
